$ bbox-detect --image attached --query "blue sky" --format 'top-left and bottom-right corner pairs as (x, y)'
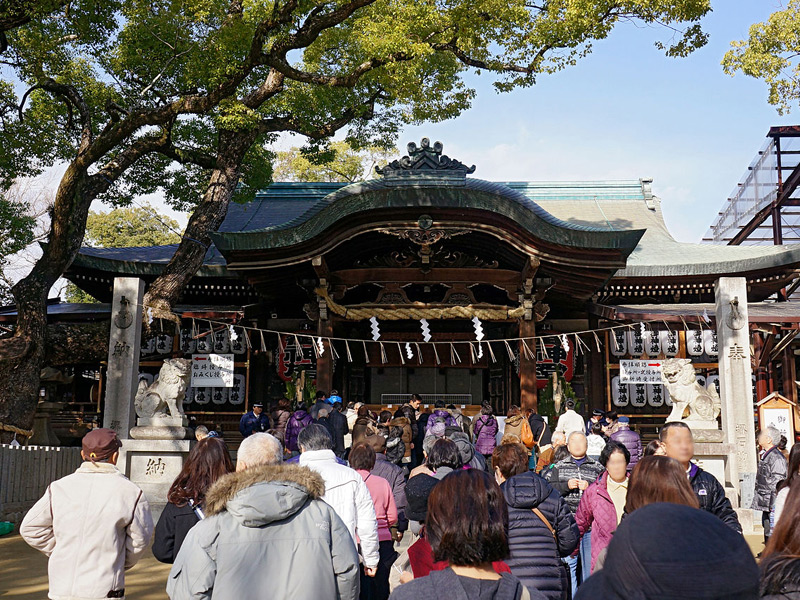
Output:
(396, 2), (796, 243)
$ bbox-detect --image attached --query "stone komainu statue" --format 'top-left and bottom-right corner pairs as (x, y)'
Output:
(661, 358), (721, 424)
(135, 358), (191, 420)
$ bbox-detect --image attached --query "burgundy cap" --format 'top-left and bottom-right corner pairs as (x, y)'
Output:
(82, 428), (122, 462)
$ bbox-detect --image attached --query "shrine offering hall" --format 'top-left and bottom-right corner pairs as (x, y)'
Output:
(16, 138), (800, 445)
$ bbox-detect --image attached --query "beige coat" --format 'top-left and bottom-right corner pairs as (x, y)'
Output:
(20, 461), (153, 600)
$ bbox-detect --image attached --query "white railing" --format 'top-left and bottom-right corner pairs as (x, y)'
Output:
(0, 444), (83, 524)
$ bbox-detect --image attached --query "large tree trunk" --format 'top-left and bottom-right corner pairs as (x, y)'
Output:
(0, 164), (94, 442)
(144, 130), (257, 317)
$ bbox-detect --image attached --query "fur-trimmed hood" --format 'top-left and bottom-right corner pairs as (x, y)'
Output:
(390, 416), (410, 428)
(204, 463), (325, 527)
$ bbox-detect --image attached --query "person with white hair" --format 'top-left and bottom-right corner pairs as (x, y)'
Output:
(753, 425), (788, 543)
(167, 433), (360, 600)
(298, 424), (380, 578)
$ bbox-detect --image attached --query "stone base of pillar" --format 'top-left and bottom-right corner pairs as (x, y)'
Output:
(118, 438), (194, 523)
(734, 508), (760, 536)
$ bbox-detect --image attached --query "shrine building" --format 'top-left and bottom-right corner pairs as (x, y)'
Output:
(9, 137), (800, 444)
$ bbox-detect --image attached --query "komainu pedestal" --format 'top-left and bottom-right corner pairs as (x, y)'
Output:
(120, 358), (194, 521)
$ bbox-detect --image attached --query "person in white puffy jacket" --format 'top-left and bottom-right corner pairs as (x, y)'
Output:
(20, 428), (153, 600)
(298, 423), (380, 574)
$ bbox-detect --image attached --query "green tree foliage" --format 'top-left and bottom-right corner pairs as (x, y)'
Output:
(64, 204), (181, 302)
(84, 205), (181, 248)
(0, 0), (712, 438)
(0, 192), (36, 305)
(274, 141), (394, 182)
(723, 0), (800, 114)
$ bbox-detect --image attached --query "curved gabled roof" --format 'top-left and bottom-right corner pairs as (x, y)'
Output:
(209, 177), (645, 259)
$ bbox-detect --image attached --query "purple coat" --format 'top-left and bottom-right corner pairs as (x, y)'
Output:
(575, 471), (624, 573)
(473, 414), (499, 456)
(425, 409), (457, 434)
(610, 425), (642, 471)
(284, 409), (313, 452)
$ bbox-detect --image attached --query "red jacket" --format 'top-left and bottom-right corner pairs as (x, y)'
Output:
(575, 471), (625, 573)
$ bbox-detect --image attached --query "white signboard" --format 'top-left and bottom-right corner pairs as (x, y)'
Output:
(619, 359), (663, 384)
(763, 407), (793, 442)
(191, 353), (234, 387)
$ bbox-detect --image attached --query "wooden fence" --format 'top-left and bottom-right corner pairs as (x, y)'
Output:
(0, 444), (83, 524)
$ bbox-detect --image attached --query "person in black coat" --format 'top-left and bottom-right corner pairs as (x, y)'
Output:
(326, 401), (349, 458)
(493, 443), (579, 600)
(660, 421), (742, 533)
(152, 436), (234, 563)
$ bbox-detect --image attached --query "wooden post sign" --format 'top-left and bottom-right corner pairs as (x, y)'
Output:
(757, 392), (796, 444)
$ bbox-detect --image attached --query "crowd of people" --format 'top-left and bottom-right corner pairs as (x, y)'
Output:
(16, 393), (800, 600)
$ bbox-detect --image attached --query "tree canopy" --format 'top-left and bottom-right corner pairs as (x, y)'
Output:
(0, 0), (713, 440)
(274, 141), (394, 182)
(723, 0), (800, 114)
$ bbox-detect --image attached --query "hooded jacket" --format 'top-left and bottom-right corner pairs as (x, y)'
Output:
(390, 416), (414, 460)
(20, 462), (153, 600)
(166, 463), (360, 600)
(284, 409), (313, 452)
(272, 409), (291, 444)
(752, 445), (788, 512)
(425, 409), (457, 434)
(449, 432), (487, 470)
(474, 414), (499, 456)
(502, 471), (579, 600)
(299, 449), (380, 568)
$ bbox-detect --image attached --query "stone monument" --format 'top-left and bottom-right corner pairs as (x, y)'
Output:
(715, 276), (758, 532)
(118, 358), (194, 521)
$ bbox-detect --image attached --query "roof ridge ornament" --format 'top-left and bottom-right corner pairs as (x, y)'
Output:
(375, 138), (476, 186)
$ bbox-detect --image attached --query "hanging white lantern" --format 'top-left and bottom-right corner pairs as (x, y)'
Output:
(644, 330), (661, 357)
(627, 329), (645, 356)
(180, 328), (196, 354)
(686, 329), (704, 356)
(703, 329), (718, 358)
(213, 328), (230, 353)
(630, 383), (648, 408)
(647, 383), (665, 408)
(611, 330), (627, 357)
(229, 374), (246, 405)
(211, 387), (229, 405)
(156, 333), (172, 355)
(611, 375), (630, 407)
(659, 330), (679, 357)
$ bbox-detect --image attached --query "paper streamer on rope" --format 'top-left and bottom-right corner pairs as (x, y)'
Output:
(539, 337), (549, 361)
(639, 322), (645, 336)
(420, 319), (431, 342)
(261, 330), (268, 353)
(330, 339), (340, 360)
(477, 341), (484, 359)
(592, 331), (602, 352)
(363, 341), (369, 363)
(397, 342), (405, 365)
(433, 343), (441, 365)
(702, 308), (711, 324)
(311, 335), (321, 359)
(380, 342), (388, 364)
(560, 334), (569, 353)
(294, 334), (304, 360)
(486, 341), (497, 363)
(504, 340), (515, 361)
(469, 342), (477, 363)
(405, 342), (414, 360)
(450, 343), (461, 364)
(414, 342), (423, 365)
(316, 336), (325, 357)
(228, 325), (238, 342)
(344, 340), (353, 362)
(242, 328), (252, 350)
(370, 317), (381, 341)
(520, 338), (535, 361)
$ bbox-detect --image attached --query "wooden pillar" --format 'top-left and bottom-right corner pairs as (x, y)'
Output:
(753, 332), (770, 402)
(587, 314), (605, 412)
(316, 318), (334, 395)
(519, 319), (537, 411)
(783, 344), (798, 405)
